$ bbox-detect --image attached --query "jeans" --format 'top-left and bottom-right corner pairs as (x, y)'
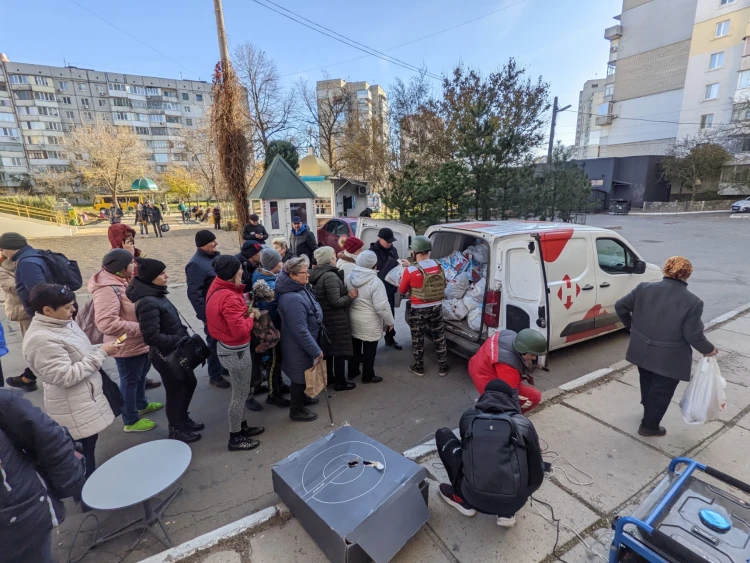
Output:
(152, 220), (163, 237)
(76, 433), (98, 478)
(115, 354), (152, 426)
(639, 367), (680, 430)
(139, 220), (149, 235)
(214, 217), (221, 230)
(150, 352), (197, 431)
(349, 338), (379, 382)
(204, 327), (225, 382)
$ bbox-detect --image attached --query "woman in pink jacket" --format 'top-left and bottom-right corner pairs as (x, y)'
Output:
(88, 249), (162, 433)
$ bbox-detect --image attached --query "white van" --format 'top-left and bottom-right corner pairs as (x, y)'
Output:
(422, 221), (662, 364)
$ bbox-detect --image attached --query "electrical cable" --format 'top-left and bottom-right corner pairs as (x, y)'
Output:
(563, 109), (704, 126)
(279, 0), (529, 78)
(251, 0), (443, 81)
(65, 512), (150, 563)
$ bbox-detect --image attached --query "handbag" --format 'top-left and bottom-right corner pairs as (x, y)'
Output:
(159, 309), (211, 380)
(99, 369), (123, 418)
(160, 223), (170, 232)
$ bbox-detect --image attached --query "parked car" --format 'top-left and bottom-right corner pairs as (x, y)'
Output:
(731, 196), (750, 213)
(317, 217), (359, 253)
(422, 221), (662, 366)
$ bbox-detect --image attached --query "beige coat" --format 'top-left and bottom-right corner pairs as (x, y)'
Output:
(23, 314), (114, 440)
(0, 259), (31, 324)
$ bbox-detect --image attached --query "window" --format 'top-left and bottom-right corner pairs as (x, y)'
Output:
(98, 99), (107, 107)
(705, 83), (720, 99)
(147, 140), (169, 148)
(270, 201), (280, 230)
(0, 99), (10, 107)
(83, 111), (93, 120)
(21, 121), (45, 130)
(2, 157), (23, 167)
(149, 114), (165, 122)
(61, 96), (72, 104)
(604, 84), (614, 97)
(65, 110), (75, 119)
(151, 127), (168, 135)
(113, 98), (130, 107)
(131, 100), (147, 109)
(156, 165), (168, 172)
(154, 153), (168, 163)
(34, 76), (51, 86)
(740, 137), (750, 152)
(182, 92), (189, 101)
(34, 91), (56, 102)
(134, 126), (150, 135)
(289, 202), (308, 225)
(58, 81), (69, 90)
(595, 239), (635, 274)
(114, 111), (130, 121)
(47, 136), (60, 144)
(38, 107), (58, 117)
(10, 75), (28, 84)
(14, 91), (33, 101)
(163, 90), (177, 98)
(739, 70), (750, 90)
(136, 113), (148, 122)
(716, 20), (730, 37)
(45, 122), (62, 131)
(0, 113), (14, 122)
(195, 94), (203, 102)
(317, 199), (334, 217)
(185, 118), (193, 126)
(166, 116), (180, 124)
(172, 153), (187, 161)
(97, 85), (105, 95)
(183, 105), (191, 113)
(700, 114), (714, 129)
(721, 0), (736, 5)
(709, 52), (725, 70)
(145, 87), (160, 96)
(0, 127), (19, 137)
(28, 150), (47, 160)
(77, 83), (87, 92)
(17, 106), (37, 115)
(131, 86), (146, 96)
(108, 83), (127, 92)
(80, 98), (90, 107)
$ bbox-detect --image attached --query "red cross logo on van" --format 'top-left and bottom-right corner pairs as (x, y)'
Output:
(557, 275), (580, 310)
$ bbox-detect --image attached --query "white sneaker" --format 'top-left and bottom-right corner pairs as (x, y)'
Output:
(496, 515), (516, 528)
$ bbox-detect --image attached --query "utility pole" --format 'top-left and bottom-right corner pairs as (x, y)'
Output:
(547, 96), (571, 220)
(213, 0), (231, 74)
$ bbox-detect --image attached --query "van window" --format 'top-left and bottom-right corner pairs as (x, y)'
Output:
(596, 238), (634, 274)
(507, 249), (540, 301)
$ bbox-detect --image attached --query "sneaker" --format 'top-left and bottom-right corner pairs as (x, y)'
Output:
(240, 421), (265, 437)
(496, 515), (516, 528)
(168, 427), (201, 444)
(210, 378), (231, 389)
(6, 376), (37, 392)
(138, 402), (163, 415)
(290, 407), (318, 422)
(185, 416), (205, 431)
(228, 434), (260, 451)
(409, 364), (425, 377)
(266, 393), (291, 408)
(439, 366), (450, 378)
(245, 397), (264, 411)
(439, 484), (476, 517)
(145, 378), (162, 390)
(638, 425), (667, 437)
(124, 419), (156, 433)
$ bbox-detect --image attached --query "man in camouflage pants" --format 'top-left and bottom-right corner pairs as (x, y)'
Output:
(399, 236), (449, 377)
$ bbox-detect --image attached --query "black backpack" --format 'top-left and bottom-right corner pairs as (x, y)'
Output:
(460, 412), (543, 515)
(20, 250), (83, 291)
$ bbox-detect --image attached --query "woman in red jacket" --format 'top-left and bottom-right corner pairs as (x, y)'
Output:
(205, 255), (265, 451)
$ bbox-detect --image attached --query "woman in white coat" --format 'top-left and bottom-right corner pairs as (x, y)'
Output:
(23, 284), (121, 477)
(345, 250), (395, 384)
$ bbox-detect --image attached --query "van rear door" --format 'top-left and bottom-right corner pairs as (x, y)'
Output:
(357, 219), (415, 307)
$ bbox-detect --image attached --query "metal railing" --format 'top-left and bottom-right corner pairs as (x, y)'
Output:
(0, 200), (67, 226)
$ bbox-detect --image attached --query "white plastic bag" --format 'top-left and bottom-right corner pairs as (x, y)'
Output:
(465, 244), (489, 264)
(680, 358), (726, 425)
(442, 298), (469, 321)
(384, 264), (405, 287)
(463, 293), (481, 312)
(469, 278), (486, 302)
(445, 272), (470, 300)
(467, 308), (482, 331)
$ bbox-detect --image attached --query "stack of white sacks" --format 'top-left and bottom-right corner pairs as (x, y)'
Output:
(440, 245), (488, 331)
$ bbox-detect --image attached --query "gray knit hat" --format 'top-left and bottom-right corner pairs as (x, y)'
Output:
(356, 250), (378, 269)
(0, 232), (27, 250)
(260, 247), (282, 271)
(314, 246), (335, 266)
(102, 249), (134, 275)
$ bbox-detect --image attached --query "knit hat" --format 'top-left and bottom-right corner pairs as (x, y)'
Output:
(249, 213), (260, 221)
(663, 256), (693, 281)
(260, 247), (282, 271)
(212, 255), (241, 281)
(292, 216), (302, 223)
(314, 246), (335, 265)
(0, 232), (27, 250)
(240, 240), (263, 260)
(356, 250), (378, 269)
(195, 229), (216, 248)
(136, 258), (166, 284)
(102, 249), (134, 275)
(343, 236), (364, 254)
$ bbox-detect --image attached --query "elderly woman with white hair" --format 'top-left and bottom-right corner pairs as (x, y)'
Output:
(345, 250), (394, 384)
(272, 237), (292, 263)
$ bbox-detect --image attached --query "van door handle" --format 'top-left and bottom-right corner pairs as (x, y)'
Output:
(599, 282), (610, 288)
(581, 285), (594, 291)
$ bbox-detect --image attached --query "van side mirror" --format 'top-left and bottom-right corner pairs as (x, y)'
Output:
(633, 260), (646, 275)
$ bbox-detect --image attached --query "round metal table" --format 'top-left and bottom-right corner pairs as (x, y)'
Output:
(82, 439), (191, 550)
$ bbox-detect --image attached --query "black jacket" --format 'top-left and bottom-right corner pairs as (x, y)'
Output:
(242, 222), (269, 241)
(458, 388), (544, 516)
(146, 206), (162, 222)
(234, 253), (256, 288)
(185, 249), (218, 322)
(127, 277), (189, 354)
(370, 241), (399, 297)
(290, 226), (318, 263)
(0, 390), (86, 548)
(309, 264), (353, 357)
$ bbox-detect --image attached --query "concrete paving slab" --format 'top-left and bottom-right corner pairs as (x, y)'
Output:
(710, 351), (750, 387)
(692, 426), (750, 486)
(738, 411), (750, 432)
(721, 316), (750, 337)
(531, 404), (670, 512)
(563, 380), (722, 457)
(560, 528), (613, 563)
(708, 328), (750, 358)
(617, 367), (640, 387)
(202, 552), (241, 563)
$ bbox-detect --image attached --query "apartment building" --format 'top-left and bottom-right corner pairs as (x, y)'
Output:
(0, 55), (212, 190)
(574, 79), (606, 159)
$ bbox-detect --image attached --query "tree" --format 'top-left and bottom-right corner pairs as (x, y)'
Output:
(661, 133), (731, 200)
(162, 167), (203, 202)
(430, 161), (471, 222)
(540, 143), (592, 222)
(31, 165), (78, 197)
(264, 140), (299, 171)
(63, 117), (150, 207)
(234, 42), (296, 161)
(182, 117), (224, 198)
(339, 116), (390, 189)
(382, 161), (440, 230)
(437, 61), (550, 220)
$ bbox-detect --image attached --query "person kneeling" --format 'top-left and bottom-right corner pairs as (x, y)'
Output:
(436, 380), (545, 527)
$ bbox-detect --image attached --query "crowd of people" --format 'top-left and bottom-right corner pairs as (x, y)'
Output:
(0, 203), (720, 559)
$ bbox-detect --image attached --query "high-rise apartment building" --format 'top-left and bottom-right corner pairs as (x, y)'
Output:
(0, 56), (212, 189)
(574, 79), (606, 159)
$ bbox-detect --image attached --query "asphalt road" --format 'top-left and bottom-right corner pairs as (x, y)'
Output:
(7, 213), (748, 562)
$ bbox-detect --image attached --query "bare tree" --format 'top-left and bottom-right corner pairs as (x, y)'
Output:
(234, 42), (296, 161)
(339, 116), (390, 189)
(296, 78), (351, 175)
(661, 131), (731, 200)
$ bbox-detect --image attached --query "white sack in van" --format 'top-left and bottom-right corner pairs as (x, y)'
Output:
(445, 272), (470, 300)
(465, 245), (489, 264)
(443, 298), (469, 321)
(464, 293), (481, 312)
(467, 308), (482, 331)
(469, 278), (486, 302)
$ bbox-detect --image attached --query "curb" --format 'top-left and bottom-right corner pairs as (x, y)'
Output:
(628, 210), (732, 216)
(136, 302), (750, 562)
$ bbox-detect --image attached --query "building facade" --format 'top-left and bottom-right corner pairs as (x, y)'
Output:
(574, 79), (606, 159)
(0, 56), (212, 190)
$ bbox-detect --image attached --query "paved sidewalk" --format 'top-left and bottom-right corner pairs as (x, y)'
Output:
(156, 312), (750, 563)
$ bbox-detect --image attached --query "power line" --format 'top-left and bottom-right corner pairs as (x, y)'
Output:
(279, 0), (528, 78)
(563, 109), (703, 126)
(66, 0), (201, 79)
(252, 0), (443, 81)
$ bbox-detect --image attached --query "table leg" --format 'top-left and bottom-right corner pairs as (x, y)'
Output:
(144, 486), (183, 548)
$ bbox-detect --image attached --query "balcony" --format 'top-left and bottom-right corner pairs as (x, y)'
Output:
(595, 102), (614, 126)
(605, 25), (623, 40)
(609, 45), (618, 63)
